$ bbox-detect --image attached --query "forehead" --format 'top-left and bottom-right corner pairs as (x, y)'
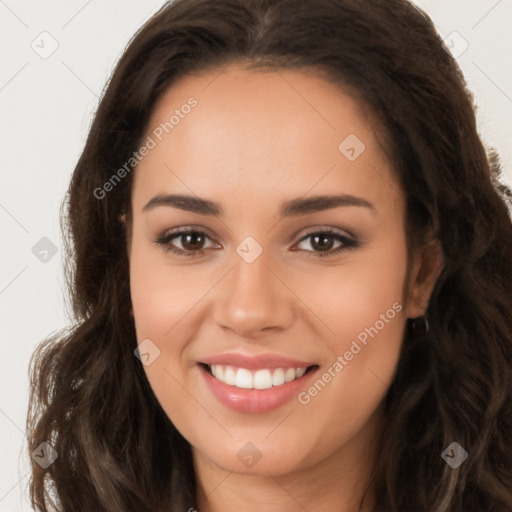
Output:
(132, 64), (400, 215)
(149, 64), (379, 150)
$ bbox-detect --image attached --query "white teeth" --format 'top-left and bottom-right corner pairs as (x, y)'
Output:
(208, 364), (309, 389)
(285, 368), (296, 382)
(224, 366), (236, 386)
(235, 368), (253, 389)
(253, 369), (273, 389)
(272, 368), (285, 386)
(295, 367), (306, 378)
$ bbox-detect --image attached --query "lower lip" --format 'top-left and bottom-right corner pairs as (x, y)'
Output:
(199, 364), (319, 414)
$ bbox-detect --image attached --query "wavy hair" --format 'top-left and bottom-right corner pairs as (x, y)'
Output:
(27, 0), (512, 510)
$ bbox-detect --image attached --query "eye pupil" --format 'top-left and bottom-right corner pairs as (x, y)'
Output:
(182, 232), (204, 251)
(312, 234), (335, 251)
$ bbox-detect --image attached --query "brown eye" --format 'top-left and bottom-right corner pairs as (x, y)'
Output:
(155, 228), (219, 258)
(309, 233), (337, 252)
(295, 229), (357, 257)
(179, 232), (206, 251)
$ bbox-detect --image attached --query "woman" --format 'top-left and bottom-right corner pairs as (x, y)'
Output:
(27, 0), (512, 510)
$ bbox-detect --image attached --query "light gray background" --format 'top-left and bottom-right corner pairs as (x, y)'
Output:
(1, 1), (511, 510)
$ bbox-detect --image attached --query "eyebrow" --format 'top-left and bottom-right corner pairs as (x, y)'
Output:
(142, 193), (376, 217)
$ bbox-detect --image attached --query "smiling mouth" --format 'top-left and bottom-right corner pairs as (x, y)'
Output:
(200, 363), (318, 390)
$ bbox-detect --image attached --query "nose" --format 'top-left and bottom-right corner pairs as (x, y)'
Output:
(211, 251), (295, 339)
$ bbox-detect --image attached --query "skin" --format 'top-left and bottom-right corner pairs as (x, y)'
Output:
(126, 64), (441, 512)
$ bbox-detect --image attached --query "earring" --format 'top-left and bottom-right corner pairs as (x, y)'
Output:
(411, 316), (430, 337)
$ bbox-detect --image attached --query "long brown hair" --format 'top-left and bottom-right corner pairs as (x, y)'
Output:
(27, 0), (512, 510)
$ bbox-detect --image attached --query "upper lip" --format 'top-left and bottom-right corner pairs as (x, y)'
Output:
(200, 353), (316, 370)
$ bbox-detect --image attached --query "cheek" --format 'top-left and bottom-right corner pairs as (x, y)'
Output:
(283, 258), (408, 463)
(129, 243), (210, 339)
(301, 237), (408, 412)
(129, 245), (201, 422)
(304, 241), (408, 349)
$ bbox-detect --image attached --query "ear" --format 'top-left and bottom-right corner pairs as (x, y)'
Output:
(405, 238), (443, 318)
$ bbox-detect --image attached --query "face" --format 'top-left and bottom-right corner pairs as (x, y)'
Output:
(128, 64), (434, 478)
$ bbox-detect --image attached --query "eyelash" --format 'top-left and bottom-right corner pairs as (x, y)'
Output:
(154, 226), (358, 259)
